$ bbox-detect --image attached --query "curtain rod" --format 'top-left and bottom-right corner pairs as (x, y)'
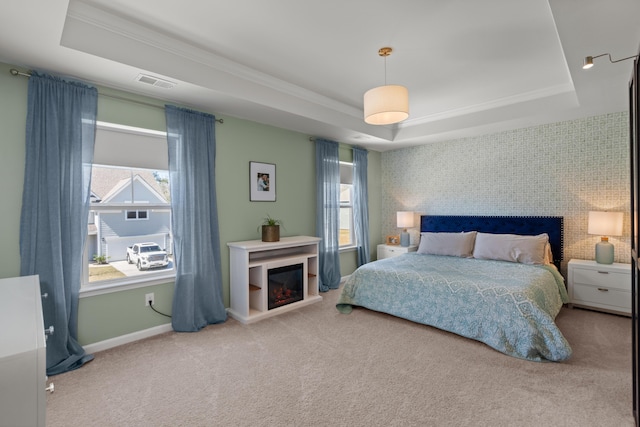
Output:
(308, 137), (354, 150)
(9, 68), (223, 124)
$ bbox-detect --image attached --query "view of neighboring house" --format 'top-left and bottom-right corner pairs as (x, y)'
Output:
(87, 167), (171, 262)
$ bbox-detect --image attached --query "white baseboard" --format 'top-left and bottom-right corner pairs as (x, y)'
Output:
(83, 322), (173, 354)
(83, 276), (354, 354)
(82, 276), (354, 355)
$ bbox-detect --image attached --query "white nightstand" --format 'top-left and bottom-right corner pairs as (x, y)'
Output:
(377, 244), (418, 260)
(567, 259), (631, 316)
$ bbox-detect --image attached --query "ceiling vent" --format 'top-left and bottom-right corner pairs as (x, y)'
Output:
(135, 73), (176, 89)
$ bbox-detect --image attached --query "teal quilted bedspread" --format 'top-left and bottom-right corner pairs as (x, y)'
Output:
(336, 253), (572, 362)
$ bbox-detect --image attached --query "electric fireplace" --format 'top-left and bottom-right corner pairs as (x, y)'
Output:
(227, 236), (322, 323)
(268, 263), (303, 310)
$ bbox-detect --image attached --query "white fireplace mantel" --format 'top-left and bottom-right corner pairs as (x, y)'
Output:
(227, 236), (322, 324)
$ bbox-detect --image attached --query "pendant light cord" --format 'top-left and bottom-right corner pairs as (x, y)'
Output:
(384, 55), (388, 85)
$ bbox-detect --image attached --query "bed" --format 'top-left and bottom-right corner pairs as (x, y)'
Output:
(336, 215), (572, 362)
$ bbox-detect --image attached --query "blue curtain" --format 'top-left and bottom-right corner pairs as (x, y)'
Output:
(165, 105), (227, 331)
(315, 138), (341, 291)
(20, 72), (97, 375)
(353, 147), (370, 266)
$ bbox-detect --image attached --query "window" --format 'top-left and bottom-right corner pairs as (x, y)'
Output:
(126, 210), (149, 220)
(83, 122), (174, 290)
(340, 162), (355, 247)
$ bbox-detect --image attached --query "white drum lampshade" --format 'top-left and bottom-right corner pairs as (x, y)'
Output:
(587, 211), (623, 264)
(364, 85), (409, 125)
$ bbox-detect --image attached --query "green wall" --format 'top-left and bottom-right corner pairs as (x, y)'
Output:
(0, 63), (28, 278)
(0, 61), (382, 346)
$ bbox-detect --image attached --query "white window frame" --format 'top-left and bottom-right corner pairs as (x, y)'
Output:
(125, 209), (149, 221)
(81, 122), (175, 296)
(339, 161), (356, 250)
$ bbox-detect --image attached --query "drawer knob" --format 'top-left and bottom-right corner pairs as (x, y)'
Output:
(597, 271), (610, 274)
(597, 288), (609, 292)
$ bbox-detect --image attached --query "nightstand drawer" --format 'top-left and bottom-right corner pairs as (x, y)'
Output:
(572, 268), (630, 292)
(378, 246), (401, 259)
(572, 283), (631, 312)
(377, 244), (417, 260)
(382, 246), (403, 256)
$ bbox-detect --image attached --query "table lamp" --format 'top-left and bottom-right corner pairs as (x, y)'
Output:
(397, 211), (414, 247)
(587, 211), (623, 264)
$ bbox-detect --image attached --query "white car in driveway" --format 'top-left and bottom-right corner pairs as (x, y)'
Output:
(126, 242), (169, 271)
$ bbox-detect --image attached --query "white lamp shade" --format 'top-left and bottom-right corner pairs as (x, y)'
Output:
(397, 211), (415, 229)
(588, 211), (623, 236)
(364, 85), (409, 125)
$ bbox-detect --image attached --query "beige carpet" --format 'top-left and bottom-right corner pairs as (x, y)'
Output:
(47, 287), (634, 427)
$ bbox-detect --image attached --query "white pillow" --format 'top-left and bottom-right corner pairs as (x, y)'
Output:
(417, 231), (477, 258)
(543, 243), (554, 265)
(473, 232), (549, 265)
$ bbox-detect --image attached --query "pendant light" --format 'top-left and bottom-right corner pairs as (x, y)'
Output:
(364, 47), (409, 125)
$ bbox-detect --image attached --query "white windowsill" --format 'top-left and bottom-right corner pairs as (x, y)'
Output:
(80, 271), (175, 298)
(339, 245), (357, 253)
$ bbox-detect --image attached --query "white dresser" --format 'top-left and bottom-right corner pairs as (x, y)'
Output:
(567, 259), (631, 316)
(377, 244), (418, 260)
(0, 275), (47, 427)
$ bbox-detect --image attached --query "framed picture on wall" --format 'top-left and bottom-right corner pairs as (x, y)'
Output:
(250, 161), (276, 202)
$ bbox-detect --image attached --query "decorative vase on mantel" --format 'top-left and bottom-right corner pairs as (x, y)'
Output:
(261, 225), (280, 242)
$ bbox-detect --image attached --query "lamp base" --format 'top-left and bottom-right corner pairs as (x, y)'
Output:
(595, 240), (614, 264)
(400, 231), (410, 247)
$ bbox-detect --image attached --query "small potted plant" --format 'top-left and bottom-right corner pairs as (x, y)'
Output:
(259, 214), (284, 242)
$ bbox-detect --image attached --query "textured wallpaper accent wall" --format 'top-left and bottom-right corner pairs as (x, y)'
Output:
(381, 112), (630, 273)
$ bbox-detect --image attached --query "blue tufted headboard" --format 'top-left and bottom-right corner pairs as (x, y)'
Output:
(420, 215), (564, 268)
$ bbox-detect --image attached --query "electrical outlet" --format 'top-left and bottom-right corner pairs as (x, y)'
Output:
(145, 293), (155, 307)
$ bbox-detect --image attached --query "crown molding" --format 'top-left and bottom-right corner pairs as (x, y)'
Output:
(402, 82), (576, 127)
(64, 0), (363, 118)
